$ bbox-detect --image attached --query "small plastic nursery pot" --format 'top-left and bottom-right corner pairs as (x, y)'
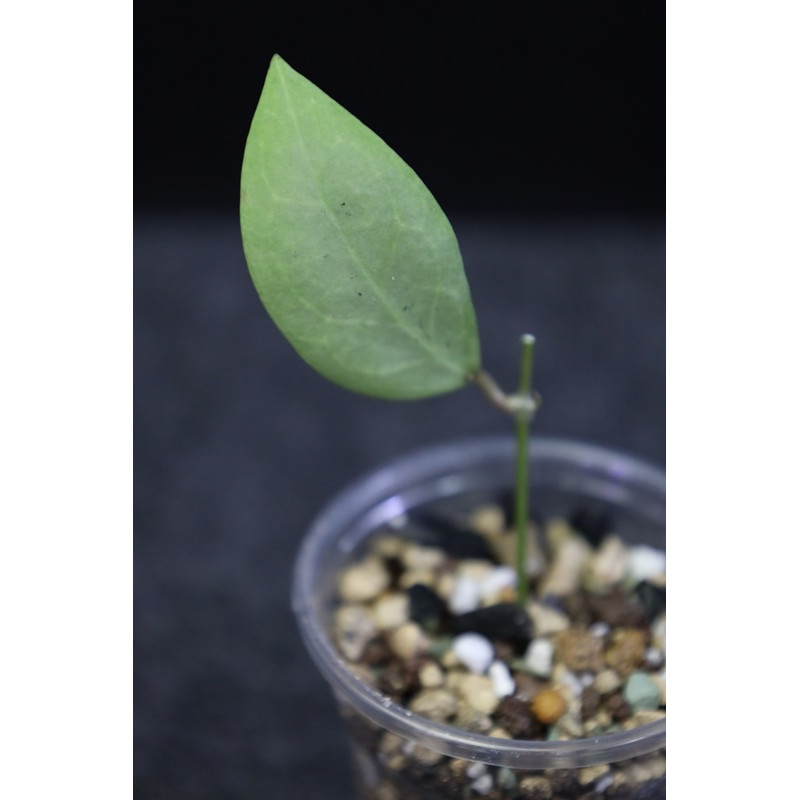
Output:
(292, 437), (666, 800)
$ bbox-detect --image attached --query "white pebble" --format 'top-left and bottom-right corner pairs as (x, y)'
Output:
(471, 774), (493, 795)
(589, 621), (610, 638)
(644, 647), (664, 668)
(453, 633), (495, 674)
(449, 575), (481, 614)
(466, 761), (488, 779)
(479, 566), (517, 601)
(552, 664), (584, 700)
(626, 545), (666, 582)
(595, 774), (614, 794)
(524, 638), (554, 678)
(488, 660), (516, 698)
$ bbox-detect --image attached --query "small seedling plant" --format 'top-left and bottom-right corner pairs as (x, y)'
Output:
(241, 55), (541, 605)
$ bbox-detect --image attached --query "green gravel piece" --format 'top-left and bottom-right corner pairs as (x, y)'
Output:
(623, 671), (661, 711)
(509, 657), (537, 675)
(428, 636), (453, 661)
(497, 767), (517, 790)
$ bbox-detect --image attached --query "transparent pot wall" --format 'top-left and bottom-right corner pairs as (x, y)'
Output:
(293, 437), (666, 800)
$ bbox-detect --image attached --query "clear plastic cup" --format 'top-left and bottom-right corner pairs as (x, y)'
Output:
(292, 436), (666, 799)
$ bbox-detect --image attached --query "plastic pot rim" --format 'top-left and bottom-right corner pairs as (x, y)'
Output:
(292, 434), (666, 769)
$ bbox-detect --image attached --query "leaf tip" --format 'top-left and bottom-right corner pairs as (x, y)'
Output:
(269, 53), (293, 77)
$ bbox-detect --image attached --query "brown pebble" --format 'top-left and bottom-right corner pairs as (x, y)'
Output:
(495, 696), (544, 739)
(431, 763), (462, 796)
(587, 586), (649, 628)
(375, 660), (421, 702)
(545, 769), (579, 795)
(581, 687), (602, 721)
(605, 691), (632, 722)
(560, 592), (592, 626)
(605, 628), (648, 677)
(554, 629), (605, 672)
(492, 640), (516, 663)
(360, 638), (391, 667)
(532, 689), (567, 724)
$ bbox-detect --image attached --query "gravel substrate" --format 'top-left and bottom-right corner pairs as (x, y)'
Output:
(331, 502), (666, 799)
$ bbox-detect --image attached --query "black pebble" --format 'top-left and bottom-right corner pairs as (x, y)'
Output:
(407, 510), (496, 561)
(496, 488), (520, 528)
(634, 581), (666, 621)
(407, 583), (448, 628)
(569, 505), (615, 548)
(384, 556), (405, 587)
(451, 603), (533, 647)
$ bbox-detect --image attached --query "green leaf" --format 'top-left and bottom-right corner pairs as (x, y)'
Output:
(240, 55), (481, 400)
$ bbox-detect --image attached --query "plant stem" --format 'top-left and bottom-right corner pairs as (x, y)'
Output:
(469, 338), (540, 606)
(514, 334), (536, 606)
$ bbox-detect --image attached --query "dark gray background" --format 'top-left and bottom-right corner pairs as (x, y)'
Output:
(135, 3), (664, 797)
(134, 216), (664, 799)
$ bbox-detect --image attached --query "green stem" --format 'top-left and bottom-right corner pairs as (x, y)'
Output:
(468, 336), (540, 606)
(514, 334), (536, 606)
